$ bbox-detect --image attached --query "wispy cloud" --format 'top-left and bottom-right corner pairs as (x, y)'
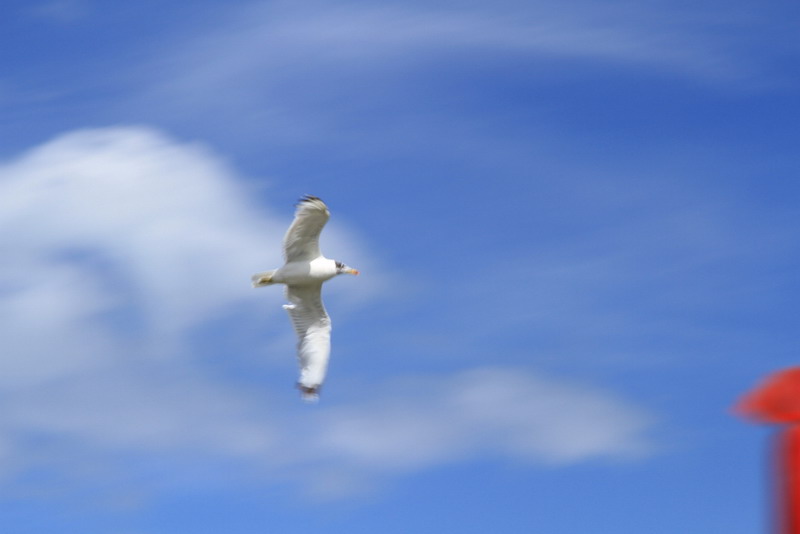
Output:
(147, 0), (752, 100)
(119, 0), (778, 156)
(1, 364), (653, 501)
(28, 0), (89, 23)
(311, 367), (652, 468)
(260, 366), (653, 499)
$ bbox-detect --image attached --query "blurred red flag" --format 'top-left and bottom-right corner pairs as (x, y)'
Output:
(736, 367), (800, 534)
(737, 368), (800, 423)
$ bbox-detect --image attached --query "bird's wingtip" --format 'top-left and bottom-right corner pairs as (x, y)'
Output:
(301, 392), (320, 403)
(297, 384), (320, 403)
(297, 194), (323, 206)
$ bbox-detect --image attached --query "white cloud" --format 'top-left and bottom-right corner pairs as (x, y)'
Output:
(255, 366), (654, 499)
(0, 126), (283, 364)
(0, 127), (653, 502)
(1, 365), (653, 501)
(313, 368), (651, 470)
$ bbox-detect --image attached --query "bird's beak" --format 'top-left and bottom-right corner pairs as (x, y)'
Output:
(347, 268), (360, 276)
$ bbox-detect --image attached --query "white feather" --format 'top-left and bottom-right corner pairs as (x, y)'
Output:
(282, 197), (330, 262)
(284, 284), (331, 395)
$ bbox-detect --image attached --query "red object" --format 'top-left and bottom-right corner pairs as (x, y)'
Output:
(737, 368), (800, 534)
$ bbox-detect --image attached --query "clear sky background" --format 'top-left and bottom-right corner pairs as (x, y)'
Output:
(1, 0), (799, 532)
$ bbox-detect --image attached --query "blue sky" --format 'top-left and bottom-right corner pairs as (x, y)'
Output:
(1, 0), (799, 532)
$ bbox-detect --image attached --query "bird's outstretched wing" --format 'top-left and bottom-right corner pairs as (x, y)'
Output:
(283, 195), (330, 262)
(283, 284), (331, 401)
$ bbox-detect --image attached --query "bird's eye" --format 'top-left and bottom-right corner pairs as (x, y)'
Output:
(335, 261), (344, 269)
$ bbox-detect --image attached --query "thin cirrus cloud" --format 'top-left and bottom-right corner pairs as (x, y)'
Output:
(315, 368), (652, 469)
(0, 126), (653, 499)
(124, 0), (767, 155)
(148, 0), (750, 97)
(288, 367), (653, 498)
(28, 0), (89, 23)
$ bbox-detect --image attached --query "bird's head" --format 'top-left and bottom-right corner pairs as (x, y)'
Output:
(335, 260), (360, 276)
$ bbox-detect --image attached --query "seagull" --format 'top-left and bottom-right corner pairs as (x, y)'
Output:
(252, 195), (359, 402)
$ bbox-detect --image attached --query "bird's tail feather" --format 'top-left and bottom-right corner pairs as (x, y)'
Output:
(251, 270), (278, 287)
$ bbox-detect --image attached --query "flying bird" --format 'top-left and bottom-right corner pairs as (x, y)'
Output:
(252, 196), (359, 402)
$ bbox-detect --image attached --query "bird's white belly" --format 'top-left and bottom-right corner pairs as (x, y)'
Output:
(274, 258), (336, 285)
